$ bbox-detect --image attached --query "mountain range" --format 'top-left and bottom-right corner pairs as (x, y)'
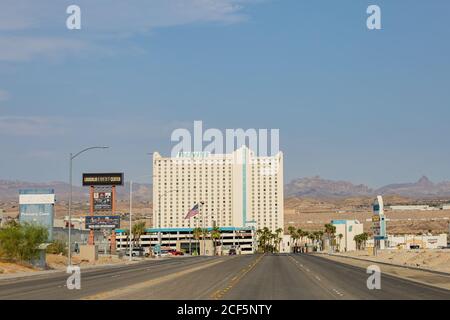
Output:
(0, 180), (152, 202)
(285, 175), (450, 199)
(1, 176), (450, 201)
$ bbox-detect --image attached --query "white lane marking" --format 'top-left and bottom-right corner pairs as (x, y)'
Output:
(111, 274), (121, 278)
(332, 288), (344, 297)
(315, 276), (321, 281)
(305, 268), (310, 272)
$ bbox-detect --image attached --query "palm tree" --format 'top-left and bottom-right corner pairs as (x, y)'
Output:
(303, 230), (311, 250)
(354, 233), (368, 250)
(354, 234), (362, 250)
(297, 228), (305, 252)
(131, 221), (146, 248)
(317, 231), (324, 251)
(193, 227), (202, 255)
(256, 227), (277, 253)
(292, 231), (299, 253)
(324, 223), (336, 252)
(275, 228), (283, 253)
(211, 226), (221, 255)
(360, 232), (369, 250)
(256, 229), (264, 253)
(337, 233), (343, 251)
(262, 227), (271, 253)
(308, 232), (315, 250)
(287, 226), (296, 253)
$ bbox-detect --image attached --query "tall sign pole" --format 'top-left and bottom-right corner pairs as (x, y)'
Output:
(372, 195), (387, 255)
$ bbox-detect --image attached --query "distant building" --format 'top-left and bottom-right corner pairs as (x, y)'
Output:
(332, 220), (364, 252)
(442, 204), (450, 210)
(115, 227), (256, 255)
(389, 205), (435, 211)
(386, 234), (447, 249)
(19, 189), (55, 241)
(153, 146), (284, 231)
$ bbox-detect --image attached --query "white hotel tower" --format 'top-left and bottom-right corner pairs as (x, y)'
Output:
(153, 146), (284, 232)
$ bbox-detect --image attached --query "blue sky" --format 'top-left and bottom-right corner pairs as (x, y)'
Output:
(0, 0), (449, 187)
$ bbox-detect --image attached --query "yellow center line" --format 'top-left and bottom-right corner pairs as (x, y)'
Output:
(210, 254), (264, 300)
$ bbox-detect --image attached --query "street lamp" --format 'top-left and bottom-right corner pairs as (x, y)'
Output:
(158, 189), (178, 257)
(68, 146), (109, 266)
(128, 173), (153, 261)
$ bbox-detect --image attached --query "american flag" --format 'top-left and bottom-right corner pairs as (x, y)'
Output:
(184, 204), (200, 219)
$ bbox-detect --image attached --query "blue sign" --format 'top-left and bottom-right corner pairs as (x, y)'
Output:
(85, 215), (120, 229)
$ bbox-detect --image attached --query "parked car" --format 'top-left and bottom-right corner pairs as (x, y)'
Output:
(170, 250), (184, 256)
(132, 247), (149, 257)
(160, 250), (171, 257)
(228, 248), (236, 255)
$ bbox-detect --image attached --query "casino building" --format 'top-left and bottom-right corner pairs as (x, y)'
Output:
(152, 145), (284, 232)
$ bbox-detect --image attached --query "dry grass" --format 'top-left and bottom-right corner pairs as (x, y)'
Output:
(0, 260), (37, 274)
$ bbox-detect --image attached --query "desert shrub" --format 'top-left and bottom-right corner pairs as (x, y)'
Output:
(46, 240), (67, 256)
(0, 222), (48, 262)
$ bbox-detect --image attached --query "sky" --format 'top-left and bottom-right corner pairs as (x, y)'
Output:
(0, 0), (449, 188)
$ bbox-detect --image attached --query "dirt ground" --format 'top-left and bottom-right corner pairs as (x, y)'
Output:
(0, 254), (127, 275)
(46, 253), (125, 270)
(0, 261), (37, 274)
(333, 249), (450, 273)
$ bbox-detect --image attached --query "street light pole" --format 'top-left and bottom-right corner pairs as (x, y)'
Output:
(158, 193), (162, 256)
(129, 180), (133, 261)
(202, 203), (205, 256)
(128, 172), (153, 261)
(157, 189), (178, 257)
(68, 146), (109, 267)
(68, 153), (73, 266)
(198, 201), (205, 256)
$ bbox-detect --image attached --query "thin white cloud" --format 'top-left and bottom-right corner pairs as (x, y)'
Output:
(0, 116), (66, 136)
(0, 115), (190, 140)
(0, 0), (252, 32)
(0, 0), (260, 61)
(0, 36), (88, 62)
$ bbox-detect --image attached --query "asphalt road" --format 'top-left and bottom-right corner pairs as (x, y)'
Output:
(0, 254), (448, 300)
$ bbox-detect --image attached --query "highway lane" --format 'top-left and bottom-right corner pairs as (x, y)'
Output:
(0, 256), (220, 300)
(223, 254), (450, 300)
(106, 254), (260, 299)
(0, 254), (449, 300)
(223, 254), (339, 300)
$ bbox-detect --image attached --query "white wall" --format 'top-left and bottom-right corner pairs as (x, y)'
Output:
(332, 220), (364, 252)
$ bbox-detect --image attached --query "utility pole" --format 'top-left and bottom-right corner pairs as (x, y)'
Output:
(129, 180), (133, 261)
(68, 146), (109, 267)
(158, 189), (179, 257)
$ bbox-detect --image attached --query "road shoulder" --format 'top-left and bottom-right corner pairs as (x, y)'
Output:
(314, 253), (450, 291)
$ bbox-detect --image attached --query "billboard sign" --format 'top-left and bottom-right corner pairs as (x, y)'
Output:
(82, 173), (124, 186)
(93, 192), (112, 211)
(85, 215), (120, 229)
(19, 189), (55, 241)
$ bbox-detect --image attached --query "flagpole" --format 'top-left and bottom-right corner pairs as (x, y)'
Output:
(189, 217), (192, 255)
(201, 201), (205, 256)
